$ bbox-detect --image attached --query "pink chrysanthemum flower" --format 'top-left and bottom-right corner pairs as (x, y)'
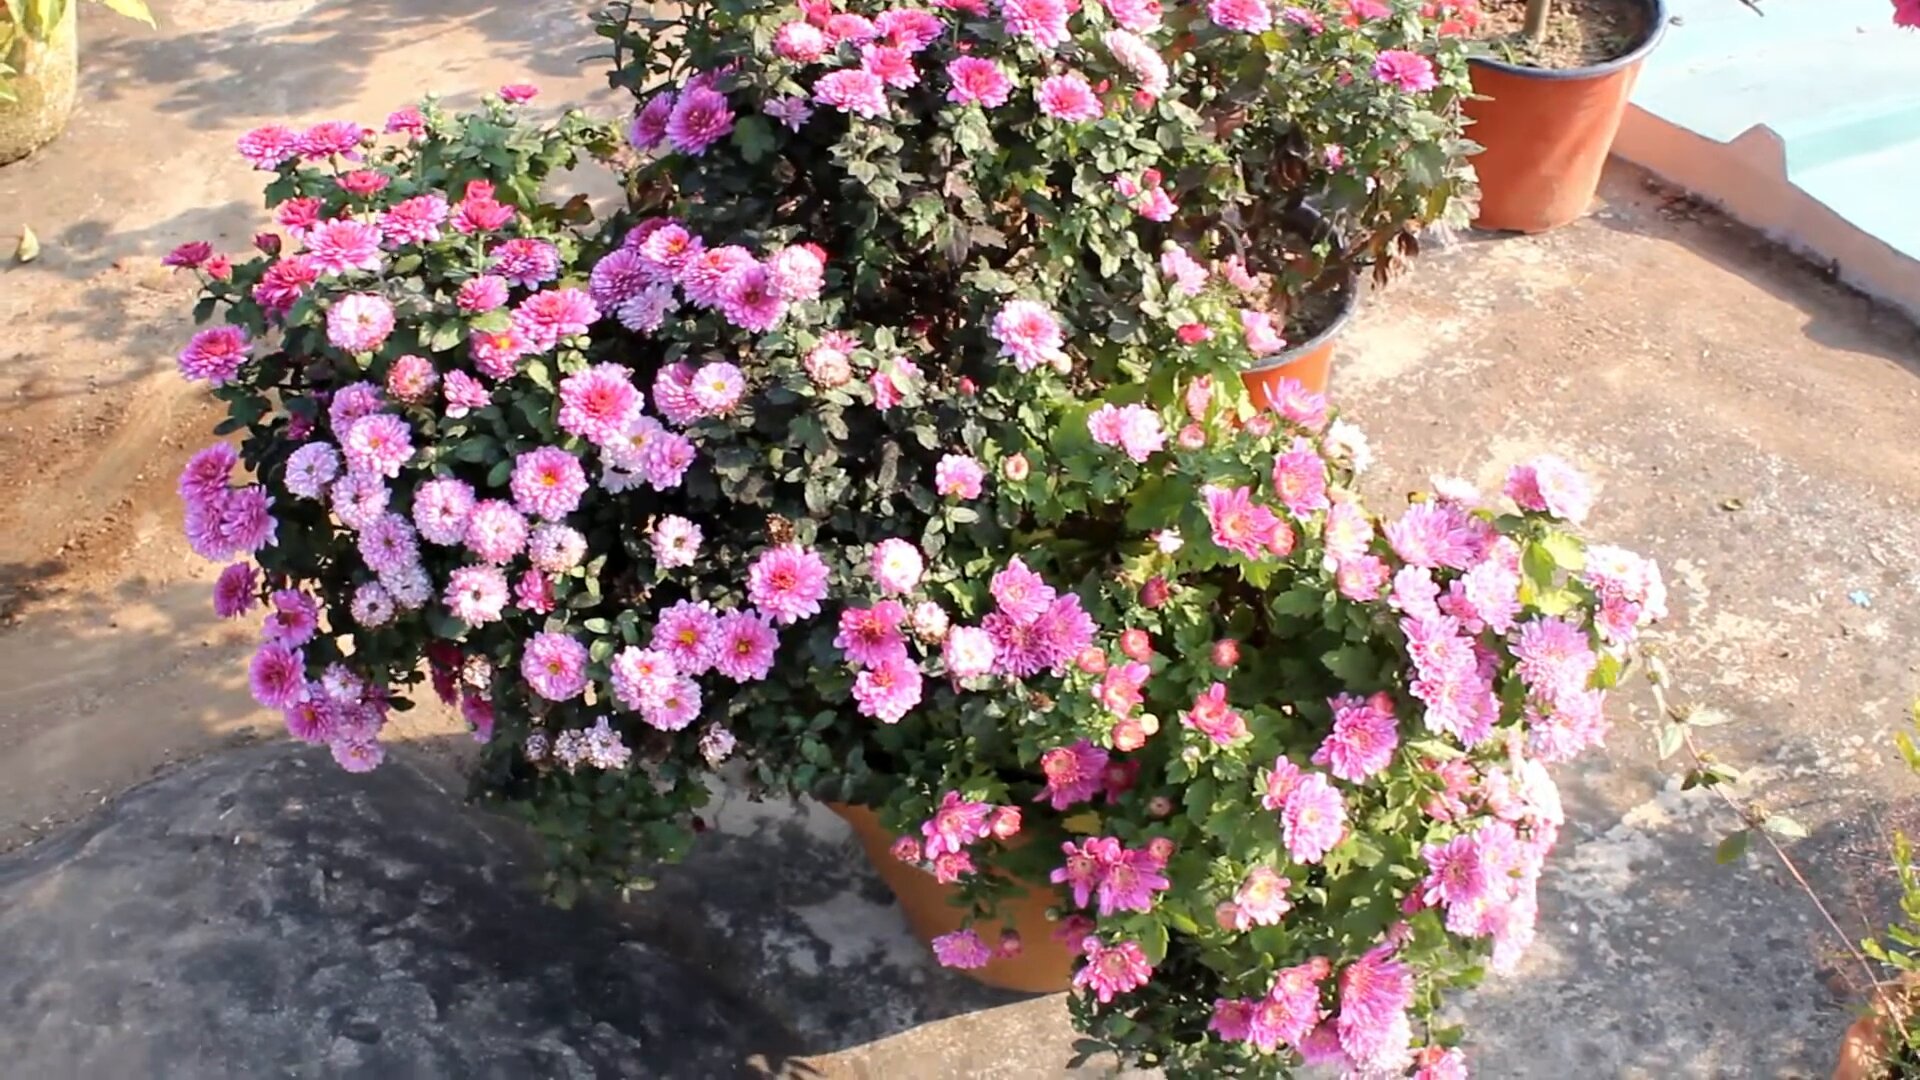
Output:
(1251, 957), (1329, 1052)
(877, 8), (945, 50)
(1271, 438), (1331, 518)
(1322, 498), (1376, 565)
(1090, 837), (1170, 915)
(327, 381), (385, 435)
(557, 364), (643, 447)
(1899, 0), (1920, 29)
(356, 513), (419, 574)
(934, 454), (985, 499)
(629, 92), (676, 151)
(746, 543), (832, 624)
(1087, 403), (1165, 463)
(1412, 1045), (1470, 1080)
(861, 43), (919, 89)
(219, 486), (278, 553)
(587, 248), (651, 311)
(989, 556), (1056, 622)
(330, 736), (386, 774)
(1183, 682), (1250, 745)
(946, 57), (1015, 108)
(1282, 772), (1347, 864)
(343, 414), (413, 480)
(412, 477), (476, 546)
(249, 643), (306, 709)
(812, 68), (891, 118)
(490, 237), (561, 289)
(636, 221), (703, 277)
(1241, 309), (1286, 356)
(1203, 484), (1286, 560)
(653, 599), (721, 676)
(328, 473), (389, 532)
(1373, 49), (1438, 93)
(511, 288), (600, 353)
(942, 624), (997, 678)
(468, 327), (527, 380)
(836, 600), (909, 667)
(252, 256), (320, 318)
(1232, 865), (1293, 929)
(1075, 938), (1153, 1003)
(378, 193), (451, 247)
(870, 538), (925, 596)
(1313, 692), (1400, 782)
(1383, 501), (1476, 569)
(262, 588), (320, 647)
(766, 246), (825, 302)
(1209, 0), (1273, 31)
(521, 632), (589, 702)
(178, 325), (253, 385)
(284, 696), (339, 744)
(326, 293), (396, 354)
(527, 523), (586, 574)
(639, 432), (695, 494)
(1103, 30), (1169, 97)
(774, 20), (829, 62)
(825, 12), (879, 42)
(514, 569), (553, 615)
(444, 564), (510, 625)
(1037, 739), (1109, 810)
(464, 499), (529, 564)
(852, 650), (923, 722)
(1052, 839), (1104, 907)
(688, 361), (748, 416)
(1337, 945), (1416, 1072)
(921, 790), (995, 858)
(499, 82), (539, 104)
(1513, 616), (1599, 700)
(178, 442), (237, 506)
(455, 274), (509, 314)
(1000, 0), (1070, 46)
(385, 353), (438, 405)
(716, 264), (788, 332)
(610, 646), (679, 711)
(443, 369), (492, 418)
(714, 610), (780, 682)
(1160, 246), (1208, 295)
(510, 446), (588, 521)
(931, 929), (993, 970)
(665, 86), (736, 155)
(1504, 454), (1593, 523)
(678, 245), (757, 309)
(638, 675), (702, 732)
(1036, 73), (1102, 122)
(385, 107), (426, 137)
(1106, 0), (1163, 29)
(297, 120), (369, 160)
(237, 124), (300, 169)
(213, 562), (258, 619)
(349, 581), (395, 626)
(305, 219), (384, 277)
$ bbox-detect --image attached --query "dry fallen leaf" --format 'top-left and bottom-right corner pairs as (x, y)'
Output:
(15, 224), (39, 264)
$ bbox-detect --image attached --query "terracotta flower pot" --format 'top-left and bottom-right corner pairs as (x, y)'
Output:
(826, 801), (1076, 993)
(0, 3), (80, 166)
(1240, 278), (1357, 404)
(1832, 980), (1918, 1080)
(1464, 0), (1669, 233)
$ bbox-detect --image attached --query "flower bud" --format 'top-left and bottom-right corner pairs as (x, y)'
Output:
(1147, 795), (1173, 818)
(1146, 836), (1175, 861)
(1140, 576), (1170, 609)
(254, 232), (282, 256)
(1112, 718), (1147, 751)
(1076, 646), (1109, 675)
(1050, 354), (1073, 375)
(958, 376), (977, 396)
(1212, 639), (1240, 669)
(1002, 453), (1030, 481)
(1246, 414), (1275, 437)
(990, 806), (1022, 840)
(1138, 713), (1160, 736)
(890, 835), (923, 863)
(996, 931), (1023, 958)
(1176, 322), (1212, 345)
(1177, 423), (1207, 450)
(1120, 628), (1153, 662)
(1215, 902), (1242, 931)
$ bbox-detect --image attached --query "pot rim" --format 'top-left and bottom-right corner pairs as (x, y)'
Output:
(1242, 274), (1360, 375)
(1466, 0), (1669, 82)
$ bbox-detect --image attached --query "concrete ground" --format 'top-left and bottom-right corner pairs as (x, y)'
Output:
(1, 1), (1918, 1076)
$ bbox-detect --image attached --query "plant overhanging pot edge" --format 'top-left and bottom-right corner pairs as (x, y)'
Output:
(1240, 202), (1360, 379)
(1466, 0), (1670, 82)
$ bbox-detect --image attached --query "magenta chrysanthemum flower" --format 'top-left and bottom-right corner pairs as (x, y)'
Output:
(746, 543), (831, 625)
(557, 364), (642, 447)
(464, 499), (529, 564)
(836, 600), (908, 668)
(412, 476), (476, 546)
(629, 92), (675, 150)
(653, 599), (722, 676)
(587, 248), (651, 310)
(343, 414), (413, 480)
(330, 736), (386, 774)
(518, 568), (555, 614)
(444, 564), (511, 625)
(489, 237), (561, 289)
(934, 454), (985, 499)
(499, 82), (539, 103)
(1209, 0), (1273, 31)
(237, 124), (300, 169)
(636, 221), (703, 277)
(1087, 403), (1165, 463)
(251, 256), (319, 318)
(1412, 1046), (1470, 1080)
(610, 646), (679, 711)
(356, 513), (419, 574)
(521, 632), (589, 702)
(1089, 836), (1170, 915)
(443, 370), (492, 418)
(877, 8), (945, 50)
(298, 120), (369, 160)
(931, 929), (993, 970)
(178, 443), (238, 506)
(1282, 772), (1347, 864)
(454, 274), (509, 314)
(385, 353), (438, 405)
(327, 381), (385, 435)
(511, 288), (600, 353)
(384, 105), (426, 137)
(1037, 740), (1109, 811)
(870, 538), (924, 596)
(1336, 945), (1416, 1072)
(510, 447), (588, 522)
(714, 610), (779, 682)
(1322, 498), (1376, 565)
(213, 562), (258, 619)
(1241, 309), (1286, 356)
(377, 193), (450, 247)
(990, 300), (1065, 372)
(249, 643), (306, 709)
(1075, 938), (1153, 1003)
(1204, 484), (1287, 560)
(812, 68), (890, 118)
(665, 86), (736, 155)
(1898, 0), (1920, 30)
(262, 588), (319, 647)
(858, 43), (916, 89)
(715, 264), (787, 332)
(852, 650), (923, 722)
(1312, 692), (1400, 782)
(178, 325), (252, 385)
(1373, 49), (1438, 93)
(825, 11), (878, 42)
(945, 56), (1014, 108)
(941, 624), (997, 678)
(1036, 73), (1102, 122)
(987, 556), (1055, 622)
(1384, 502), (1476, 569)
(283, 696), (338, 744)
(327, 293), (396, 354)
(305, 219), (384, 277)
(1000, 0), (1070, 46)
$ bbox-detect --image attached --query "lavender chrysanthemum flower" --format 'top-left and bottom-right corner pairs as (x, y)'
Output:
(666, 86), (736, 155)
(357, 513), (420, 575)
(931, 929), (993, 970)
(521, 632), (589, 702)
(411, 477), (475, 546)
(349, 581), (395, 626)
(262, 588), (320, 647)
(178, 326), (253, 385)
(249, 643), (306, 709)
(213, 562), (258, 619)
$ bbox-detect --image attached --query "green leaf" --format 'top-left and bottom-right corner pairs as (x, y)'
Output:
(1138, 918), (1169, 965)
(731, 114), (777, 163)
(1538, 531), (1586, 573)
(1761, 814), (1808, 840)
(1715, 830), (1750, 865)
(1656, 722), (1685, 760)
(1271, 585), (1321, 618)
(1321, 645), (1377, 688)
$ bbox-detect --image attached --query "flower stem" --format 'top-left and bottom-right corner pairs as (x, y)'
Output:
(1524, 0), (1553, 41)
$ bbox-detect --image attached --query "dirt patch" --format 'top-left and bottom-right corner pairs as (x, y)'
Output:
(1474, 0), (1651, 70)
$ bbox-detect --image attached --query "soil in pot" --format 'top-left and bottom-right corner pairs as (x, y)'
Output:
(1472, 0), (1652, 69)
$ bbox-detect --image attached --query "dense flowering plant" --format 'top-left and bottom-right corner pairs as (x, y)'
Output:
(172, 3), (1653, 1078)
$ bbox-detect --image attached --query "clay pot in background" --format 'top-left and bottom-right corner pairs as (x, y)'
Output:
(1464, 0), (1669, 233)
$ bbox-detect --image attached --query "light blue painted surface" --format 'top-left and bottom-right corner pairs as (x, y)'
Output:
(1631, 0), (1920, 259)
